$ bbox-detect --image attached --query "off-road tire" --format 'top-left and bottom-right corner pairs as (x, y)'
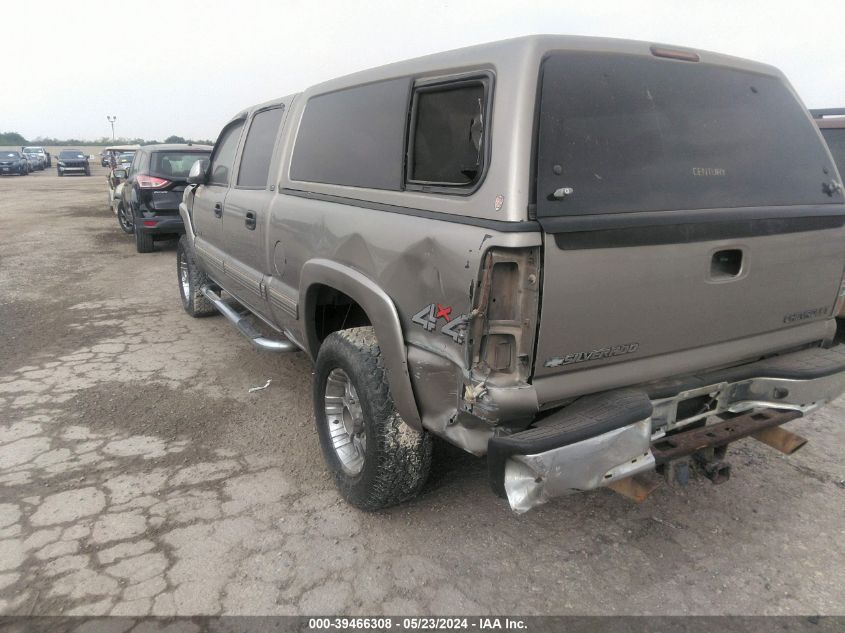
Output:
(176, 235), (217, 317)
(134, 227), (155, 253)
(117, 204), (134, 234)
(314, 326), (432, 510)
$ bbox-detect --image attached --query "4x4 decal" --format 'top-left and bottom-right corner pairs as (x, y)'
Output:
(412, 303), (468, 343)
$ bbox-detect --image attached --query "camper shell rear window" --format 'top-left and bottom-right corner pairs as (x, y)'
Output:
(535, 52), (841, 217)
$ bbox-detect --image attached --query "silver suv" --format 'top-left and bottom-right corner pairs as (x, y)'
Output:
(177, 35), (845, 512)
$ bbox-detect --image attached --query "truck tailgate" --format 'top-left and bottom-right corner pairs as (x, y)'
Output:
(534, 217), (845, 379)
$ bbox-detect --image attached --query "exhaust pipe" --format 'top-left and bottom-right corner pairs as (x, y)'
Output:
(752, 425), (808, 455)
(201, 286), (298, 353)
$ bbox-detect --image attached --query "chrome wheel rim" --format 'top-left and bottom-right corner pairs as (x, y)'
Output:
(118, 207), (132, 231)
(324, 367), (366, 475)
(179, 253), (190, 300)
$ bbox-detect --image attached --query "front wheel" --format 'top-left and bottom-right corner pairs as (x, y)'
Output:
(176, 236), (217, 317)
(57, 168), (62, 177)
(314, 327), (432, 510)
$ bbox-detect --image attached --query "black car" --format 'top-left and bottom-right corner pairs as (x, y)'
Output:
(114, 144), (212, 252)
(56, 149), (90, 176)
(0, 151), (29, 175)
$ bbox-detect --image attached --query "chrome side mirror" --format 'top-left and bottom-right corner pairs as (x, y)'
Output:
(187, 158), (209, 185)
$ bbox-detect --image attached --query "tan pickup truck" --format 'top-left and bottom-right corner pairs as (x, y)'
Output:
(177, 36), (845, 512)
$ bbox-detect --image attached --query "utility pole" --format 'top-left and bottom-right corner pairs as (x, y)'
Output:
(107, 115), (117, 141)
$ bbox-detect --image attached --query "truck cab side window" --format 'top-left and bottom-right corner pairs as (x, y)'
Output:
(209, 121), (244, 186)
(237, 107), (285, 188)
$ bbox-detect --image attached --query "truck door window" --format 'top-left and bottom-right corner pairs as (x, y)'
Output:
(406, 78), (488, 190)
(237, 106), (285, 188)
(209, 121), (244, 187)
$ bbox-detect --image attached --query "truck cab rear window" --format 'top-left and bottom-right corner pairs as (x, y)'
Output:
(536, 53), (841, 217)
(407, 80), (486, 188)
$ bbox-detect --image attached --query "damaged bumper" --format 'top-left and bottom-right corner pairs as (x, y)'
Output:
(489, 344), (845, 513)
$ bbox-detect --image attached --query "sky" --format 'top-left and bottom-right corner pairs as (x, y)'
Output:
(3, 0), (844, 141)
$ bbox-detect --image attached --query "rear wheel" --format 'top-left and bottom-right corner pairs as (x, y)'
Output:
(117, 204), (134, 234)
(134, 226), (155, 253)
(314, 326), (432, 510)
(176, 236), (217, 317)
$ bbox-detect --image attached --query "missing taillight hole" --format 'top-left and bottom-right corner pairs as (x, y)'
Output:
(488, 261), (519, 321)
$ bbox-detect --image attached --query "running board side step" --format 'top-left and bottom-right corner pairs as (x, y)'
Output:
(201, 286), (298, 352)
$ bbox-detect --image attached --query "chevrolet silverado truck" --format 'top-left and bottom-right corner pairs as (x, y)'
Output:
(176, 35), (845, 513)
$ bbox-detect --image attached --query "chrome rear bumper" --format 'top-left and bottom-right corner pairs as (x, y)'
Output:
(492, 345), (845, 513)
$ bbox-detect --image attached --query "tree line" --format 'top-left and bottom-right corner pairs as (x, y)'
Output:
(0, 132), (214, 146)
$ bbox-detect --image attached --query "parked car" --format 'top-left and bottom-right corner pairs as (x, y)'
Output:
(23, 151), (43, 171)
(177, 35), (845, 513)
(56, 149), (90, 176)
(114, 144), (212, 250)
(22, 146), (51, 167)
(0, 151), (29, 175)
(102, 145), (140, 167)
(107, 151), (136, 212)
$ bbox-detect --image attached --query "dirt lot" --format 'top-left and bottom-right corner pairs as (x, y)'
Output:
(0, 165), (844, 617)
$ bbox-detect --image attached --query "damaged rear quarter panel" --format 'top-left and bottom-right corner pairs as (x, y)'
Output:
(267, 194), (541, 450)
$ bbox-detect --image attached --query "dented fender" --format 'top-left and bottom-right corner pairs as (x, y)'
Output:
(299, 258), (422, 430)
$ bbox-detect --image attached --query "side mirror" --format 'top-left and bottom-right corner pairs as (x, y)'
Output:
(113, 169), (127, 179)
(187, 158), (209, 185)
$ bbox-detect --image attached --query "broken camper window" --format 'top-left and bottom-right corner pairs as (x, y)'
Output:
(407, 79), (487, 188)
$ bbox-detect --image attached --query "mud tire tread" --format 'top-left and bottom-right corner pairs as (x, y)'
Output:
(314, 326), (432, 510)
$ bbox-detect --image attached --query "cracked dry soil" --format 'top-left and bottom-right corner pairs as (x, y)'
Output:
(0, 164), (844, 617)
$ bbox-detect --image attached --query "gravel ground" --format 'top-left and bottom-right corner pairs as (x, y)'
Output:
(0, 165), (844, 616)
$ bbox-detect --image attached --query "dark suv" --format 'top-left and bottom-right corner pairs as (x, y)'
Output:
(115, 144), (212, 253)
(56, 150), (90, 176)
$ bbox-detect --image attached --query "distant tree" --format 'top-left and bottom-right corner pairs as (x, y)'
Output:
(0, 131), (28, 145)
(164, 135), (186, 144)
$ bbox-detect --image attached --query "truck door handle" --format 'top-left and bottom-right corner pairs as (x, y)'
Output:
(214, 202), (223, 218)
(245, 211), (256, 230)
